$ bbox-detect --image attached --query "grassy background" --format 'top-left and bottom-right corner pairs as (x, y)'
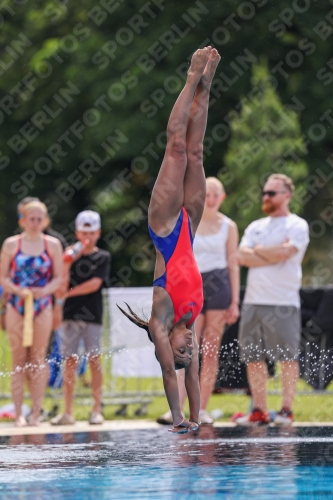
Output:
(1, 328), (333, 423)
(60, 379), (333, 423)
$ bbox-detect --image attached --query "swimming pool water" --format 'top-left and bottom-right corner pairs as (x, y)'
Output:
(1, 426), (333, 499)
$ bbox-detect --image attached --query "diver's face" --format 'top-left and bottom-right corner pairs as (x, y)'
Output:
(170, 326), (193, 368)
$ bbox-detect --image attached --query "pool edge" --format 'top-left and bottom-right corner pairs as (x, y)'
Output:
(0, 420), (333, 436)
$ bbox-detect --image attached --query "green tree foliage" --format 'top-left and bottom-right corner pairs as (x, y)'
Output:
(1, 1), (333, 285)
(222, 60), (308, 236)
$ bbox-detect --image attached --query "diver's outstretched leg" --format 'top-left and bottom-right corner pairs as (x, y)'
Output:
(148, 47), (212, 236)
(184, 48), (221, 232)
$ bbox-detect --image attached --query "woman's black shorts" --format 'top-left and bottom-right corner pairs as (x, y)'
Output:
(200, 268), (231, 314)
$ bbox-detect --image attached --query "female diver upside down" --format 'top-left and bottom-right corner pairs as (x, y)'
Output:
(118, 46), (221, 434)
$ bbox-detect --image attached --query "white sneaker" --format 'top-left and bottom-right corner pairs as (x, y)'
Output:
(210, 408), (224, 420)
(50, 413), (76, 426)
(199, 409), (214, 425)
(273, 409), (293, 426)
(156, 411), (173, 425)
(89, 412), (104, 425)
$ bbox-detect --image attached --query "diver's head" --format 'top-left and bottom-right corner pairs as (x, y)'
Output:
(117, 303), (194, 370)
(169, 322), (193, 369)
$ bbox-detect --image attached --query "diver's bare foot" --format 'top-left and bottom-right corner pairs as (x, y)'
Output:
(14, 415), (27, 427)
(200, 48), (221, 87)
(187, 47), (212, 83)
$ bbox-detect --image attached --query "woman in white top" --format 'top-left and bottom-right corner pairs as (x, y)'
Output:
(157, 177), (240, 425)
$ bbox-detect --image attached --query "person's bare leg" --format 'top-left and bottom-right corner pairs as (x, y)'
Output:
(6, 306), (27, 426)
(28, 306), (52, 425)
(64, 356), (78, 416)
(89, 355), (103, 414)
(200, 310), (226, 410)
(194, 313), (206, 349)
(246, 361), (268, 412)
(281, 360), (299, 410)
(184, 48), (221, 230)
(148, 47), (211, 233)
(25, 336), (51, 407)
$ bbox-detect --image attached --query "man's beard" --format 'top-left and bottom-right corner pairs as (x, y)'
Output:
(262, 201), (277, 214)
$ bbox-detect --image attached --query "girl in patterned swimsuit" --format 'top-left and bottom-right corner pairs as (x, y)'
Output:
(118, 47), (221, 434)
(0, 201), (62, 427)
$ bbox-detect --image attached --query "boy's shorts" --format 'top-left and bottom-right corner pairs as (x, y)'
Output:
(61, 320), (102, 358)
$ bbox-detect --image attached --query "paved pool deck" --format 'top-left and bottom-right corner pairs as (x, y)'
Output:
(0, 420), (332, 436)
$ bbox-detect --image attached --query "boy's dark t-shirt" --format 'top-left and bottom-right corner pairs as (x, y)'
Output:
(63, 248), (110, 324)
(43, 227), (68, 250)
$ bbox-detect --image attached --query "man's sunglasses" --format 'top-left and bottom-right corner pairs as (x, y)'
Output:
(262, 190), (286, 198)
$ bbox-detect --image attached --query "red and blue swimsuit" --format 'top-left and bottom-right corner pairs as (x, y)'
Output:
(148, 207), (203, 326)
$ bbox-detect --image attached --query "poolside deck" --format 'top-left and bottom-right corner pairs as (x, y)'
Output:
(0, 420), (332, 436)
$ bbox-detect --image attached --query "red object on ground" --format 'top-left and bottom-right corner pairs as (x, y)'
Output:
(248, 409), (271, 424)
(235, 408), (271, 425)
(0, 412), (15, 420)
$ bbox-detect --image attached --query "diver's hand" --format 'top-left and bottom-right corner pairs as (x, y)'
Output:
(168, 419), (200, 434)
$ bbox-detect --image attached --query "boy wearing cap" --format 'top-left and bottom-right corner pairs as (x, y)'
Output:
(51, 210), (110, 426)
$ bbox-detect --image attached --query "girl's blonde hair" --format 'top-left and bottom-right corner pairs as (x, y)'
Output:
(206, 176), (225, 194)
(20, 201), (50, 229)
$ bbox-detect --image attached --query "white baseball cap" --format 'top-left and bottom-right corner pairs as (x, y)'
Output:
(75, 210), (101, 231)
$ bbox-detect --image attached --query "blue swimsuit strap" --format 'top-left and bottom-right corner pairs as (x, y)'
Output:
(148, 209), (184, 265)
(149, 209), (195, 288)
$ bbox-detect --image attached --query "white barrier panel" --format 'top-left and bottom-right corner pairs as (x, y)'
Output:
(107, 287), (162, 377)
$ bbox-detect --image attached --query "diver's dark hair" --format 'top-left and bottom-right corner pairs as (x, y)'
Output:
(117, 303), (151, 340)
(117, 303), (188, 371)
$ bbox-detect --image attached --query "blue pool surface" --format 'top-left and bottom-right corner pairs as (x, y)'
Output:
(1, 426), (333, 499)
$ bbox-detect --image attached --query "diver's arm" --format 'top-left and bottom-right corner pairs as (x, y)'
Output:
(184, 334), (200, 425)
(149, 317), (184, 425)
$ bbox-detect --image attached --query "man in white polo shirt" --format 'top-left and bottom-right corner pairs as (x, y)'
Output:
(236, 174), (309, 426)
